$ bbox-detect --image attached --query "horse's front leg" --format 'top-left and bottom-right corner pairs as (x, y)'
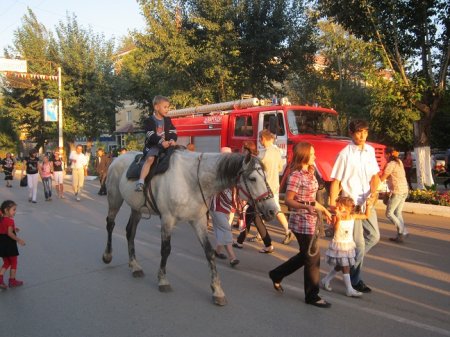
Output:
(102, 200), (123, 264)
(158, 217), (174, 292)
(126, 209), (144, 277)
(102, 216), (115, 264)
(190, 218), (227, 306)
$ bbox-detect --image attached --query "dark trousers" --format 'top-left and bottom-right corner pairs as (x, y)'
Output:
(236, 205), (272, 247)
(269, 232), (320, 303)
(98, 173), (107, 194)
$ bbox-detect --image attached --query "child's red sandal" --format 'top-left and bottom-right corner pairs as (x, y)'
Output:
(8, 279), (24, 288)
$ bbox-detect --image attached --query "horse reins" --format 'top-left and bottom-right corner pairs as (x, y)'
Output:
(197, 153), (210, 220)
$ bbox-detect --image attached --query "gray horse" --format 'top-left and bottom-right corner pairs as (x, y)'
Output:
(102, 149), (277, 305)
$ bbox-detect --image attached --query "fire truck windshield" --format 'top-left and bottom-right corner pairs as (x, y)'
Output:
(287, 110), (339, 136)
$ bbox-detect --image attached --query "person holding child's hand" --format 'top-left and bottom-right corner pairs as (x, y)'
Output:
(268, 142), (332, 308)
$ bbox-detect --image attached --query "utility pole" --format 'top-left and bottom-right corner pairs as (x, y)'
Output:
(58, 66), (63, 149)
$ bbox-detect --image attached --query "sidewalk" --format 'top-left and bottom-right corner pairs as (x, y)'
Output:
(374, 181), (450, 218)
(375, 199), (450, 218)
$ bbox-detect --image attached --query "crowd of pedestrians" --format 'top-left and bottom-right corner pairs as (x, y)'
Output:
(0, 117), (417, 310)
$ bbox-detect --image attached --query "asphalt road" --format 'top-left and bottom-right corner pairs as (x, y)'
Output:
(0, 178), (449, 337)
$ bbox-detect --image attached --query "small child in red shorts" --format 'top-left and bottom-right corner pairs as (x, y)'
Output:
(0, 200), (26, 289)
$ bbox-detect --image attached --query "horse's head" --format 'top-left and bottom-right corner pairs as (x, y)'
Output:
(236, 153), (278, 222)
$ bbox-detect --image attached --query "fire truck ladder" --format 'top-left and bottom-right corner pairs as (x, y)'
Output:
(167, 98), (260, 118)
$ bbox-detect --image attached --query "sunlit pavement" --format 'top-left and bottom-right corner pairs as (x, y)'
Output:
(0, 177), (449, 337)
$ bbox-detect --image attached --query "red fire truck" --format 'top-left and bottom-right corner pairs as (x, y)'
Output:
(169, 97), (386, 193)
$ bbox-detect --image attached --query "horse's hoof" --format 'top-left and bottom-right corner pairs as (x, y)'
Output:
(213, 296), (227, 306)
(132, 270), (145, 278)
(102, 254), (112, 264)
(158, 284), (173, 292)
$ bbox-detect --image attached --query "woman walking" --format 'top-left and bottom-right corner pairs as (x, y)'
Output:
(39, 155), (54, 201)
(268, 142), (332, 308)
(381, 147), (409, 243)
(21, 149), (39, 203)
(2, 153), (15, 188)
(52, 149), (65, 198)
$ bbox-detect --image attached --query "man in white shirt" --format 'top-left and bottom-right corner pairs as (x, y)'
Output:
(329, 120), (380, 293)
(69, 145), (89, 201)
(259, 130), (294, 245)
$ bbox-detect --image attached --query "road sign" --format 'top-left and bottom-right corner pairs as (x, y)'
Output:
(0, 58), (27, 72)
(44, 98), (58, 122)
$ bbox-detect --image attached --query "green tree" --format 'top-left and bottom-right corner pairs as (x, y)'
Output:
(287, 20), (378, 136)
(123, 0), (316, 111)
(2, 9), (58, 150)
(236, 0), (317, 96)
(130, 0), (240, 108)
(318, 0), (450, 186)
(2, 9), (119, 152)
(52, 14), (118, 142)
(431, 91), (450, 149)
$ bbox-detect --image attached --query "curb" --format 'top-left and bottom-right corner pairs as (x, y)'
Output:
(64, 175), (98, 181)
(375, 200), (450, 218)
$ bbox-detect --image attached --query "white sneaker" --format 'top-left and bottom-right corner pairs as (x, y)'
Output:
(76, 196), (81, 201)
(346, 289), (363, 297)
(321, 279), (332, 291)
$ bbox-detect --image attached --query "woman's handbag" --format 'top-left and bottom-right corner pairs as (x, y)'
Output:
(20, 175), (28, 187)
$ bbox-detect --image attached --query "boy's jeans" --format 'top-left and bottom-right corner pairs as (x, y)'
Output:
(350, 205), (380, 286)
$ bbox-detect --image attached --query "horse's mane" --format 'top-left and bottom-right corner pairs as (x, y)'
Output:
(216, 153), (263, 190)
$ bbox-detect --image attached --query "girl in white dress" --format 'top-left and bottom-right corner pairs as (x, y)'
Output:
(321, 196), (370, 297)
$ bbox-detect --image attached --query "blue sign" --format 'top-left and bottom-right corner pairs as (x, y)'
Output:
(44, 98), (58, 122)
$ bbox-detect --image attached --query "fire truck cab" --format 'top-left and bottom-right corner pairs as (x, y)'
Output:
(170, 98), (386, 192)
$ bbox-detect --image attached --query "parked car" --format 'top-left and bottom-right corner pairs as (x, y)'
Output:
(431, 151), (447, 173)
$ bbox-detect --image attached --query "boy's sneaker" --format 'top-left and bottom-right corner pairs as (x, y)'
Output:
(0, 277), (7, 289)
(135, 182), (144, 192)
(9, 279), (24, 288)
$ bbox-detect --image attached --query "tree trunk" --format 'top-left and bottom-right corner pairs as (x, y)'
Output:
(413, 115), (434, 189)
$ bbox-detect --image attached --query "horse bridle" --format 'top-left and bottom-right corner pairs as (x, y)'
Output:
(196, 154), (273, 216)
(237, 165), (274, 213)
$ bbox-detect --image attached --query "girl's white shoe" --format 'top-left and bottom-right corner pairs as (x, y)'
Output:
(321, 278), (332, 291)
(346, 289), (363, 297)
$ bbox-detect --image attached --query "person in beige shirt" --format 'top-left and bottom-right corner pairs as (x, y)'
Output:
(380, 147), (409, 243)
(259, 129), (294, 245)
(69, 145), (89, 201)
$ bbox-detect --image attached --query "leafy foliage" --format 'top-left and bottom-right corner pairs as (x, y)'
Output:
(2, 9), (58, 149)
(317, 0), (450, 147)
(122, 0), (315, 110)
(1, 9), (119, 150)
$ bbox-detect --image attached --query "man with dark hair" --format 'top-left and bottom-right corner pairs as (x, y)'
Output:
(95, 148), (111, 195)
(329, 119), (380, 293)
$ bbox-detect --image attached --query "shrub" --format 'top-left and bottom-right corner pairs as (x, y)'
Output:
(407, 189), (450, 207)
